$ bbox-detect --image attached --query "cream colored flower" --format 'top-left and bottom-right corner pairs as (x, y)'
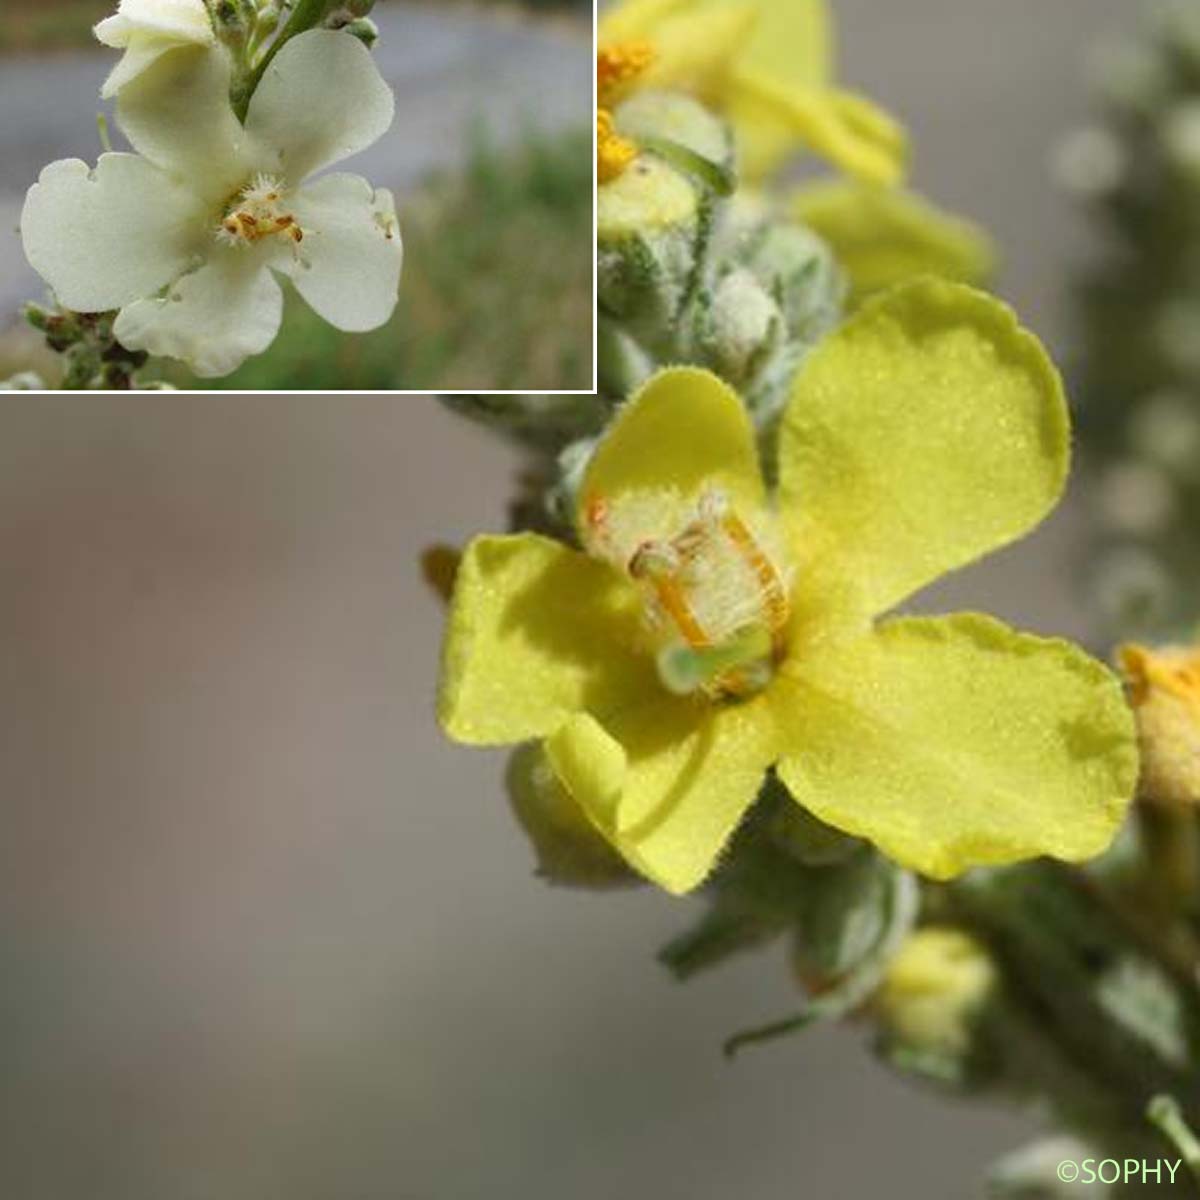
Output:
(21, 32), (402, 377)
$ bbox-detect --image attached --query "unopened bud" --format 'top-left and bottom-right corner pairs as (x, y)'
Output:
(341, 15), (378, 46)
(22, 302), (53, 334)
(255, 1), (280, 35)
(874, 927), (996, 1060)
(1118, 641), (1200, 806)
(701, 268), (779, 384)
(506, 745), (637, 889)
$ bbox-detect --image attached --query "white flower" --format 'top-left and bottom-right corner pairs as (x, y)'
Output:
(21, 31), (403, 378)
(94, 0), (216, 99)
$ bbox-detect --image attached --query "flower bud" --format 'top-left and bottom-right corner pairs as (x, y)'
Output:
(342, 17), (378, 48)
(598, 94), (728, 351)
(790, 851), (904, 987)
(506, 744), (638, 889)
(598, 155), (703, 334)
(614, 90), (732, 169)
(874, 927), (997, 1061)
(22, 302), (53, 334)
(699, 268), (780, 385)
(254, 1), (281, 35)
(1117, 641), (1200, 806)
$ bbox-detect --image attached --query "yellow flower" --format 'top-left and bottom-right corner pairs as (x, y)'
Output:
(599, 0), (907, 185)
(1118, 642), (1200, 807)
(438, 279), (1137, 895)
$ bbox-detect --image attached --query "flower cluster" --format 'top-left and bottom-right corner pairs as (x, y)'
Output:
(431, 1), (1200, 1192)
(17, 0), (402, 382)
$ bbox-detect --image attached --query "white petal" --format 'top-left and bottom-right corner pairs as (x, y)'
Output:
(116, 44), (256, 200)
(114, 248), (283, 377)
(95, 0), (212, 48)
(284, 173), (402, 332)
(94, 14), (135, 46)
(245, 30), (394, 182)
(20, 154), (204, 312)
(99, 35), (178, 98)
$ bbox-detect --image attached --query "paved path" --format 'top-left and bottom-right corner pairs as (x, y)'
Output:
(0, 2), (591, 323)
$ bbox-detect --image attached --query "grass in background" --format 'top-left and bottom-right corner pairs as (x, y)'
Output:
(162, 126), (591, 391)
(0, 0), (587, 53)
(0, 0), (108, 51)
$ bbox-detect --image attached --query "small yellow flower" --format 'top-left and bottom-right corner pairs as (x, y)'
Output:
(875, 927), (996, 1058)
(599, 0), (907, 185)
(596, 42), (657, 185)
(598, 110), (640, 184)
(438, 279), (1137, 894)
(1118, 642), (1200, 807)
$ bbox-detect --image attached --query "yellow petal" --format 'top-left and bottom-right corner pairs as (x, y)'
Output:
(728, 73), (907, 185)
(546, 696), (778, 894)
(775, 613), (1137, 879)
(599, 0), (690, 44)
(438, 533), (654, 745)
(793, 182), (996, 303)
(779, 279), (1069, 618)
(601, 0), (829, 90)
(638, 5), (759, 96)
(576, 366), (765, 535)
(738, 0), (831, 91)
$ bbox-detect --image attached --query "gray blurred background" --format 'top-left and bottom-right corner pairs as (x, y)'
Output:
(0, 1), (1140, 1197)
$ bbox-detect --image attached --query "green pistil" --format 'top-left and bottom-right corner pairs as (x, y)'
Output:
(657, 624), (773, 696)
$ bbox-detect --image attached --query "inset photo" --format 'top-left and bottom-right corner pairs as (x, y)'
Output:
(0, 0), (593, 392)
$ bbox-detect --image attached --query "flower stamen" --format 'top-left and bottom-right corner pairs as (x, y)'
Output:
(588, 485), (792, 699)
(630, 540), (711, 650)
(217, 174), (304, 249)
